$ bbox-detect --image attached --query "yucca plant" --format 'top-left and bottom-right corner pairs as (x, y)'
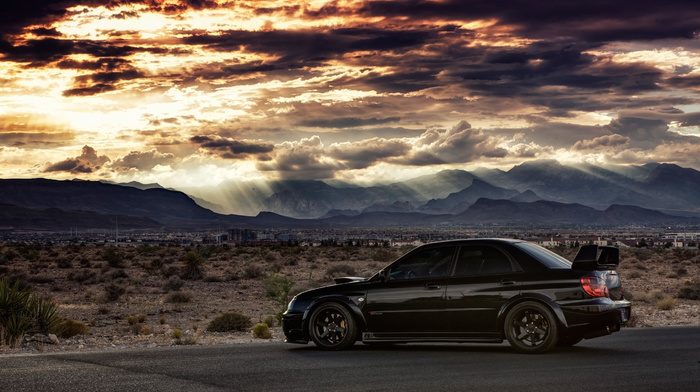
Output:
(181, 251), (204, 280)
(1, 277), (66, 346)
(27, 295), (61, 334)
(4, 313), (33, 347)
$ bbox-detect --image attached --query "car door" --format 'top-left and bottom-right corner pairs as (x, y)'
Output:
(363, 245), (456, 336)
(445, 244), (523, 334)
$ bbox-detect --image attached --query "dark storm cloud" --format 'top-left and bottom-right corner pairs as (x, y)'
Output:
(190, 135), (274, 159)
(44, 145), (110, 174)
(359, 1), (700, 42)
(297, 117), (400, 129)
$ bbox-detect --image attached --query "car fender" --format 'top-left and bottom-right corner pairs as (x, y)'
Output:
(497, 293), (569, 331)
(301, 294), (368, 339)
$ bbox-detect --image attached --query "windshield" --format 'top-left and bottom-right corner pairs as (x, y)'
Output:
(513, 242), (572, 269)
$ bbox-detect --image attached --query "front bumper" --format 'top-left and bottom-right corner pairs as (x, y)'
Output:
(282, 312), (308, 344)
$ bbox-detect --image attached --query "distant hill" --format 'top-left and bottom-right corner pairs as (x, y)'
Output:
(2, 159), (700, 231)
(178, 161), (700, 219)
(0, 179), (251, 230)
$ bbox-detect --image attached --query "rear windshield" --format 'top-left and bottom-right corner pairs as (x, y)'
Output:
(513, 242), (572, 269)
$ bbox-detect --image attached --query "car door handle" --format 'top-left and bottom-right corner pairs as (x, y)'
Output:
(499, 279), (516, 286)
(424, 283), (441, 290)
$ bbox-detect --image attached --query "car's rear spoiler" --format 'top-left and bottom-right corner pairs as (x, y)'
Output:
(572, 245), (619, 270)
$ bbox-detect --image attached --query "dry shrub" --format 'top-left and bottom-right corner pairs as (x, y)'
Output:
(656, 297), (677, 310)
(252, 323), (272, 339)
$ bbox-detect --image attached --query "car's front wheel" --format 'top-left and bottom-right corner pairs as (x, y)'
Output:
(308, 302), (358, 350)
(505, 301), (558, 354)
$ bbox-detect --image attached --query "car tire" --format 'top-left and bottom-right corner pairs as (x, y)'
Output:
(308, 302), (358, 350)
(505, 301), (559, 354)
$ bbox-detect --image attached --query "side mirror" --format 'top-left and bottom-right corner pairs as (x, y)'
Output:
(378, 270), (388, 282)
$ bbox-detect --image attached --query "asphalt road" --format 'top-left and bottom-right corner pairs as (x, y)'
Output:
(2, 326), (699, 392)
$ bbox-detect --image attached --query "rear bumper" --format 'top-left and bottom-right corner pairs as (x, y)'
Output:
(561, 299), (631, 337)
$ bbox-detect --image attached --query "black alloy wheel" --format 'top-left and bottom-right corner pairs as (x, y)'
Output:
(505, 301), (559, 354)
(308, 302), (358, 350)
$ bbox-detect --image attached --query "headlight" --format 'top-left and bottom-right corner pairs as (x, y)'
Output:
(286, 296), (297, 312)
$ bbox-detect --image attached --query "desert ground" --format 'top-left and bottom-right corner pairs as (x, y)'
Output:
(1, 242), (699, 354)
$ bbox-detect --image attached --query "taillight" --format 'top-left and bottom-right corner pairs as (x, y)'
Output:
(581, 276), (609, 298)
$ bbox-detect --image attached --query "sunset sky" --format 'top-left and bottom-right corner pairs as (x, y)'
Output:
(2, 0), (700, 189)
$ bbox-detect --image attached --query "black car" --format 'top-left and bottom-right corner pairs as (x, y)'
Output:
(282, 239), (631, 354)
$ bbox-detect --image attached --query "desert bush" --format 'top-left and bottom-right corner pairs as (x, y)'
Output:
(656, 297), (677, 310)
(126, 316), (139, 325)
(263, 315), (275, 327)
(172, 328), (183, 339)
(165, 291), (193, 303)
(244, 265), (264, 279)
(181, 251), (204, 280)
(102, 283), (126, 302)
(325, 264), (357, 280)
(102, 247), (125, 268)
(163, 277), (184, 292)
(206, 312), (252, 332)
(110, 269), (129, 280)
(54, 318), (90, 338)
(264, 274), (295, 324)
(68, 270), (96, 284)
(252, 323), (272, 339)
(55, 257), (72, 269)
(626, 270), (643, 279)
(678, 282), (700, 300)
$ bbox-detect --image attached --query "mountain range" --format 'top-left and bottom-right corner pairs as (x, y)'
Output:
(0, 160), (699, 231)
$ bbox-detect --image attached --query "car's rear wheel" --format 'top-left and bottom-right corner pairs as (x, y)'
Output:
(505, 301), (558, 354)
(308, 302), (358, 350)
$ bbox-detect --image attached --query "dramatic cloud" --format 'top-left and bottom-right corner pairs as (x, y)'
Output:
(44, 145), (110, 173)
(191, 135), (274, 159)
(0, 0), (699, 187)
(110, 149), (175, 171)
(572, 134), (630, 151)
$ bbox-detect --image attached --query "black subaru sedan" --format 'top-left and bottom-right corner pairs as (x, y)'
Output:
(282, 239), (631, 354)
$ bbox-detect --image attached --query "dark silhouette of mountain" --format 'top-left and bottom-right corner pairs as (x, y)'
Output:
(0, 203), (161, 231)
(420, 179), (519, 214)
(452, 198), (696, 225)
(0, 179), (250, 230)
(456, 198), (601, 224)
(2, 160), (700, 231)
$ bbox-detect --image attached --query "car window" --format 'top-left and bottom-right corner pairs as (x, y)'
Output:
(389, 246), (456, 280)
(512, 242), (572, 269)
(454, 245), (515, 276)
